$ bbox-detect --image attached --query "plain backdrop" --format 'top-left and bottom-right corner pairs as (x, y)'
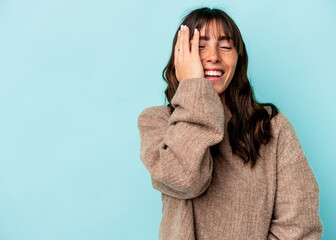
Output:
(0, 0), (335, 239)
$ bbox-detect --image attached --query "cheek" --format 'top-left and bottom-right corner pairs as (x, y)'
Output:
(199, 51), (205, 60)
(227, 55), (238, 71)
(230, 60), (238, 71)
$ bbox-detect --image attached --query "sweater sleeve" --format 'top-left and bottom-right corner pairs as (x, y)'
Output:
(268, 113), (323, 239)
(137, 77), (225, 200)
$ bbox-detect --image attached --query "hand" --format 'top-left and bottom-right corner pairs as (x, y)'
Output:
(174, 25), (204, 82)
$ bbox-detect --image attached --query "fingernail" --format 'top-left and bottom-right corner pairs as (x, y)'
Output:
(195, 28), (198, 33)
(178, 30), (180, 36)
(180, 25), (183, 30)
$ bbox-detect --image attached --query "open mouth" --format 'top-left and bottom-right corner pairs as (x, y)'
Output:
(204, 70), (224, 82)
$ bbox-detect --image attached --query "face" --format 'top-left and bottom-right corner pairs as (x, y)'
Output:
(198, 20), (238, 96)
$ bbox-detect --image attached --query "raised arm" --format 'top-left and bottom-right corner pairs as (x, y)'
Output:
(137, 77), (224, 199)
(268, 113), (323, 239)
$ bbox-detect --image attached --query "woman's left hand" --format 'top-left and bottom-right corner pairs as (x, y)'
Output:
(174, 25), (204, 82)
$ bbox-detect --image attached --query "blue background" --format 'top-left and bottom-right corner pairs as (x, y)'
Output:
(0, 0), (335, 239)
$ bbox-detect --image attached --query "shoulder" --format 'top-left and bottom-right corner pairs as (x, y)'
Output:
(264, 106), (293, 134)
(137, 105), (171, 127)
(138, 105), (170, 119)
(264, 107), (303, 157)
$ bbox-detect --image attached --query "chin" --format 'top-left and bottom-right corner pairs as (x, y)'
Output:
(211, 81), (225, 93)
(213, 85), (224, 94)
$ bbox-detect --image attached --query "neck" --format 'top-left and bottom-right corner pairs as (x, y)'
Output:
(220, 93), (226, 107)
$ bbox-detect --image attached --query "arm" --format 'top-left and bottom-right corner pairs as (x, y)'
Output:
(137, 77), (224, 199)
(268, 113), (323, 239)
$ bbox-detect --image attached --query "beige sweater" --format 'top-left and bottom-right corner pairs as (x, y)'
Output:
(137, 77), (323, 240)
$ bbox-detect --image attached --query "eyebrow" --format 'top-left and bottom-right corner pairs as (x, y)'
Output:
(199, 35), (231, 41)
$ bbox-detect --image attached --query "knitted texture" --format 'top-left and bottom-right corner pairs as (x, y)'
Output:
(137, 77), (323, 239)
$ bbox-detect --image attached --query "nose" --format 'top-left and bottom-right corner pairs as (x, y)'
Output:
(202, 47), (220, 63)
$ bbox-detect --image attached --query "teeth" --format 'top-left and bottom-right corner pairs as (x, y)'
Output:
(204, 70), (223, 77)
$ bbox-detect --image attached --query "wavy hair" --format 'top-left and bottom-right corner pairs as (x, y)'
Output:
(162, 7), (279, 168)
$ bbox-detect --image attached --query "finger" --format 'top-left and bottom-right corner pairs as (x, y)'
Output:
(182, 25), (190, 54)
(174, 32), (179, 59)
(191, 28), (199, 55)
(174, 25), (183, 57)
(179, 25), (185, 51)
(174, 26), (184, 77)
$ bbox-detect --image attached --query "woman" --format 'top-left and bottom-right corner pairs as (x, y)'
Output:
(137, 7), (323, 240)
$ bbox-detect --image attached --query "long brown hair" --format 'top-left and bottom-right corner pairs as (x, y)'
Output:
(162, 7), (279, 168)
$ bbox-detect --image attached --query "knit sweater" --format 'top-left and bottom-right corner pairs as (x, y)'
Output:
(137, 77), (323, 240)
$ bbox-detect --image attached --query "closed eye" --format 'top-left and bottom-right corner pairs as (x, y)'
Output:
(199, 46), (232, 49)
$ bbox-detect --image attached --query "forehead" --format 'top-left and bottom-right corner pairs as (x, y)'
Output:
(199, 20), (231, 40)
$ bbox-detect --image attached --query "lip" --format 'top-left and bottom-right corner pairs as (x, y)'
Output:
(205, 75), (223, 83)
(204, 68), (224, 74)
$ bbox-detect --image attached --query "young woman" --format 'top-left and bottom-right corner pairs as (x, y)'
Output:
(137, 7), (322, 240)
